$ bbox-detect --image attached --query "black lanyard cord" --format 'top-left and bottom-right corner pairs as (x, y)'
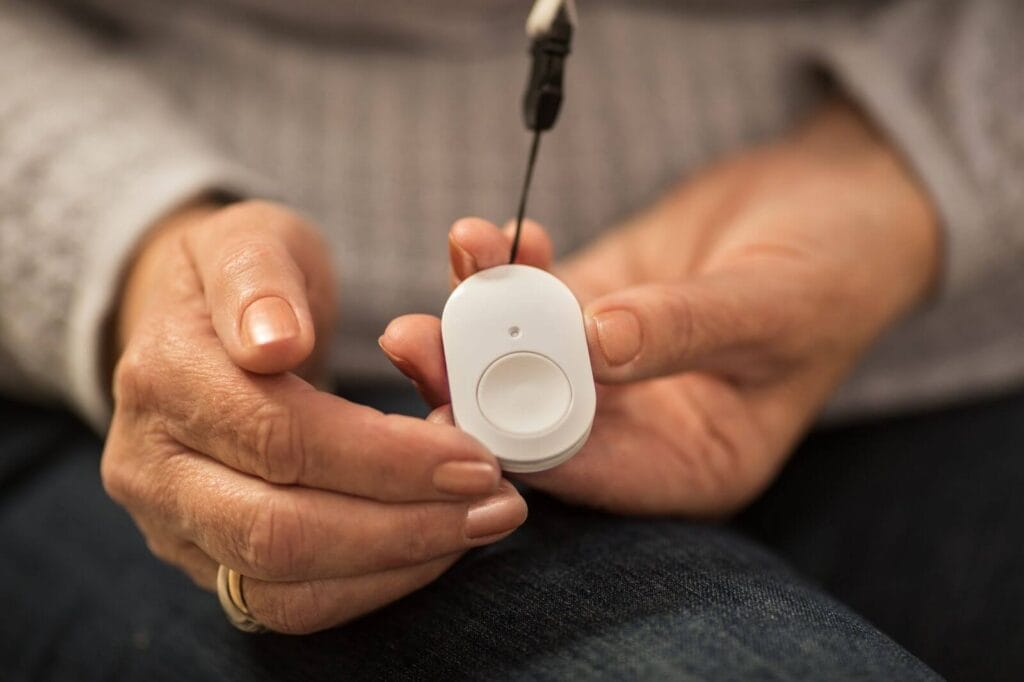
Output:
(510, 128), (543, 264)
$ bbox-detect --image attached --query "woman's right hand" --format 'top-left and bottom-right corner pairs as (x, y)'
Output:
(101, 200), (527, 634)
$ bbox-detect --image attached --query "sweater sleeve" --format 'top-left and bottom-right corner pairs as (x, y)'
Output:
(0, 1), (265, 432)
(812, 0), (1024, 296)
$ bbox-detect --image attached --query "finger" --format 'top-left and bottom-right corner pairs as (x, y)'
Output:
(583, 268), (805, 383)
(203, 384), (502, 501)
(385, 215), (564, 409)
(503, 218), (555, 269)
(448, 217), (553, 287)
(141, 514), (460, 635)
(243, 553), (461, 634)
(116, 332), (501, 501)
(135, 518), (219, 590)
(185, 200), (332, 375)
(379, 315), (449, 408)
(121, 450), (528, 582)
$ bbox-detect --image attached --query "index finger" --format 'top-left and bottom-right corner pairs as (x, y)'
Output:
(129, 330), (501, 502)
(205, 382), (501, 502)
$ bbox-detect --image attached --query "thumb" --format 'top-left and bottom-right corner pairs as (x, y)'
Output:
(185, 200), (333, 375)
(583, 269), (797, 384)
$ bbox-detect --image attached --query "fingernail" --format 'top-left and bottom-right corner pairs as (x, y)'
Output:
(433, 460), (500, 497)
(465, 486), (527, 540)
(377, 336), (412, 372)
(448, 236), (477, 276)
(242, 296), (299, 347)
(590, 309), (642, 366)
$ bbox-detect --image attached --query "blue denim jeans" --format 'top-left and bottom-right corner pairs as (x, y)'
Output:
(3, 386), (1022, 680)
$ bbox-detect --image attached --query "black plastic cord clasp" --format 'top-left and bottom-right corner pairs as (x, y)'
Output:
(522, 6), (573, 132)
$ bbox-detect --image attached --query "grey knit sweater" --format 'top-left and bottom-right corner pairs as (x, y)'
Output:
(2, 0), (1023, 432)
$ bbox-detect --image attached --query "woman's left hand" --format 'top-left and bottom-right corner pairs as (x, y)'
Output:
(380, 102), (939, 516)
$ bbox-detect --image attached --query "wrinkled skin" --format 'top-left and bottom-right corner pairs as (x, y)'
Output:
(103, 200), (527, 634)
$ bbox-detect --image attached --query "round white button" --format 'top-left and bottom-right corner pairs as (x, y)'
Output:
(477, 352), (572, 435)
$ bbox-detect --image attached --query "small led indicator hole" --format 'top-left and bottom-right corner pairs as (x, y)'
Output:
(509, 326), (521, 338)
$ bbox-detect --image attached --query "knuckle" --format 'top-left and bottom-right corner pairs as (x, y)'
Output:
(242, 494), (310, 580)
(249, 400), (305, 484)
(751, 277), (825, 363)
(114, 315), (206, 416)
(100, 434), (147, 508)
(659, 286), (696, 363)
(667, 286), (695, 333)
(99, 448), (131, 504)
(112, 340), (159, 413)
(261, 582), (328, 635)
(398, 506), (444, 566)
(371, 416), (421, 499)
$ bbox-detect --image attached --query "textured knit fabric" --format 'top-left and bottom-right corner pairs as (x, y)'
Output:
(1, 0), (1023, 431)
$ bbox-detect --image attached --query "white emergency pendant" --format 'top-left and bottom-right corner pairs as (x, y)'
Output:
(441, 264), (596, 473)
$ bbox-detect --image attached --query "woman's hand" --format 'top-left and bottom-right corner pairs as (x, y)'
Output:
(381, 102), (938, 516)
(101, 200), (527, 634)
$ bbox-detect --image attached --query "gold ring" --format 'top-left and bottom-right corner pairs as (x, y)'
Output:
(216, 565), (268, 633)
